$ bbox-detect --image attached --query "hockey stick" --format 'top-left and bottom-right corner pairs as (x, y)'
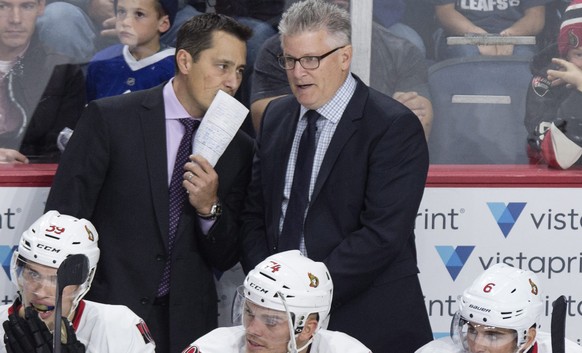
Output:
(53, 254), (90, 353)
(551, 295), (567, 353)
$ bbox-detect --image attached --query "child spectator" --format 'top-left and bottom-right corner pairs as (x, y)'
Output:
(524, 0), (582, 169)
(86, 0), (177, 101)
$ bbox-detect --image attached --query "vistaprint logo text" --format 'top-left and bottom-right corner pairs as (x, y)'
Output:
(436, 246), (582, 280)
(416, 208), (463, 230)
(416, 203), (582, 234)
(529, 209), (582, 230)
(424, 294), (582, 322)
(0, 208), (17, 230)
(490, 202), (582, 233)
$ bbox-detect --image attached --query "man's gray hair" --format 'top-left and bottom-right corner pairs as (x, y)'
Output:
(279, 0), (351, 46)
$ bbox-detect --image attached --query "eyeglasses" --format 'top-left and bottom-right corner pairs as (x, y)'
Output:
(277, 45), (347, 70)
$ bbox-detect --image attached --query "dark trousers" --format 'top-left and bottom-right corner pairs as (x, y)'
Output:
(328, 274), (433, 353)
(147, 295), (170, 353)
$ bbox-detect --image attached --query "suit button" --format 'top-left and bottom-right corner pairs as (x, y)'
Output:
(140, 297), (150, 305)
(156, 254), (164, 261)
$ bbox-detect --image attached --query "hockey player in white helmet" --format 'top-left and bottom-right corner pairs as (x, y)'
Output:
(416, 263), (582, 353)
(1, 210), (156, 353)
(181, 250), (371, 353)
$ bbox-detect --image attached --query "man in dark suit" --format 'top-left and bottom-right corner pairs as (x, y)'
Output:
(240, 1), (433, 352)
(45, 14), (254, 353)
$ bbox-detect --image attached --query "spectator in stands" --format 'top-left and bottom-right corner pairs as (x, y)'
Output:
(524, 0), (582, 169)
(286, 0), (427, 55)
(0, 0), (85, 164)
(85, 0), (176, 101)
(429, 0), (551, 60)
(182, 250), (371, 353)
(36, 0), (198, 63)
(1, 210), (156, 352)
(373, 0), (427, 56)
(251, 0), (433, 140)
(36, 0), (119, 63)
(415, 263), (582, 353)
(210, 0), (285, 29)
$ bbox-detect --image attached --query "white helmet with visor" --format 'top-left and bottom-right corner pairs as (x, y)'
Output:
(451, 263), (543, 352)
(234, 250), (333, 352)
(10, 210), (100, 315)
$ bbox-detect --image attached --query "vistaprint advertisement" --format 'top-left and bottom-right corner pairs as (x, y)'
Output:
(0, 187), (49, 306)
(2, 186), (582, 345)
(417, 188), (582, 346)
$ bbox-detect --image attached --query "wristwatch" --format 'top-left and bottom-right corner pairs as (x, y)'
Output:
(197, 200), (222, 220)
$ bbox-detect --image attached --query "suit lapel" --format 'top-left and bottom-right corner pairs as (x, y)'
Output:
(139, 86), (170, 249)
(311, 79), (368, 203)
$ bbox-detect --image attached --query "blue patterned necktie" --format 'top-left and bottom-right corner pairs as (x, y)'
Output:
(279, 110), (319, 251)
(157, 118), (200, 297)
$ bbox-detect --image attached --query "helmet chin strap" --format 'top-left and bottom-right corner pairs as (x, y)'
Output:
(277, 291), (314, 353)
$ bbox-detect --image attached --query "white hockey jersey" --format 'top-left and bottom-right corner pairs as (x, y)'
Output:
(0, 300), (155, 353)
(182, 326), (371, 353)
(415, 332), (582, 353)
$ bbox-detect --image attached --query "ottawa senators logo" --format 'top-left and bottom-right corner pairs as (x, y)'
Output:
(531, 76), (551, 97)
(85, 225), (95, 241)
(529, 278), (539, 295)
(308, 272), (319, 288)
(181, 347), (200, 353)
(568, 29), (580, 50)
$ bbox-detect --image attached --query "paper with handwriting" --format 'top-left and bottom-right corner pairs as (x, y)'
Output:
(192, 90), (249, 166)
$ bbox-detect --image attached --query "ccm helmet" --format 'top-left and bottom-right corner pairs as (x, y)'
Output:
(242, 250), (333, 334)
(11, 210), (100, 311)
(452, 263), (543, 350)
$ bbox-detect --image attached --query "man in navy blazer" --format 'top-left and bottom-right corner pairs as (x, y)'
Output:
(240, 1), (433, 352)
(45, 14), (254, 353)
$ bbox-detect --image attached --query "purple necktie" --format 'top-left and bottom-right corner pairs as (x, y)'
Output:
(157, 118), (200, 297)
(279, 110), (319, 251)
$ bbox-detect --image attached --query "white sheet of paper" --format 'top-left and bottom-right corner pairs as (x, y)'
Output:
(192, 90), (249, 166)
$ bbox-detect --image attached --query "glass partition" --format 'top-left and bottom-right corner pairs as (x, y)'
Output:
(1, 0), (574, 166)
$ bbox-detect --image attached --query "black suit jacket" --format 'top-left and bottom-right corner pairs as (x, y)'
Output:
(241, 75), (432, 352)
(45, 84), (254, 352)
